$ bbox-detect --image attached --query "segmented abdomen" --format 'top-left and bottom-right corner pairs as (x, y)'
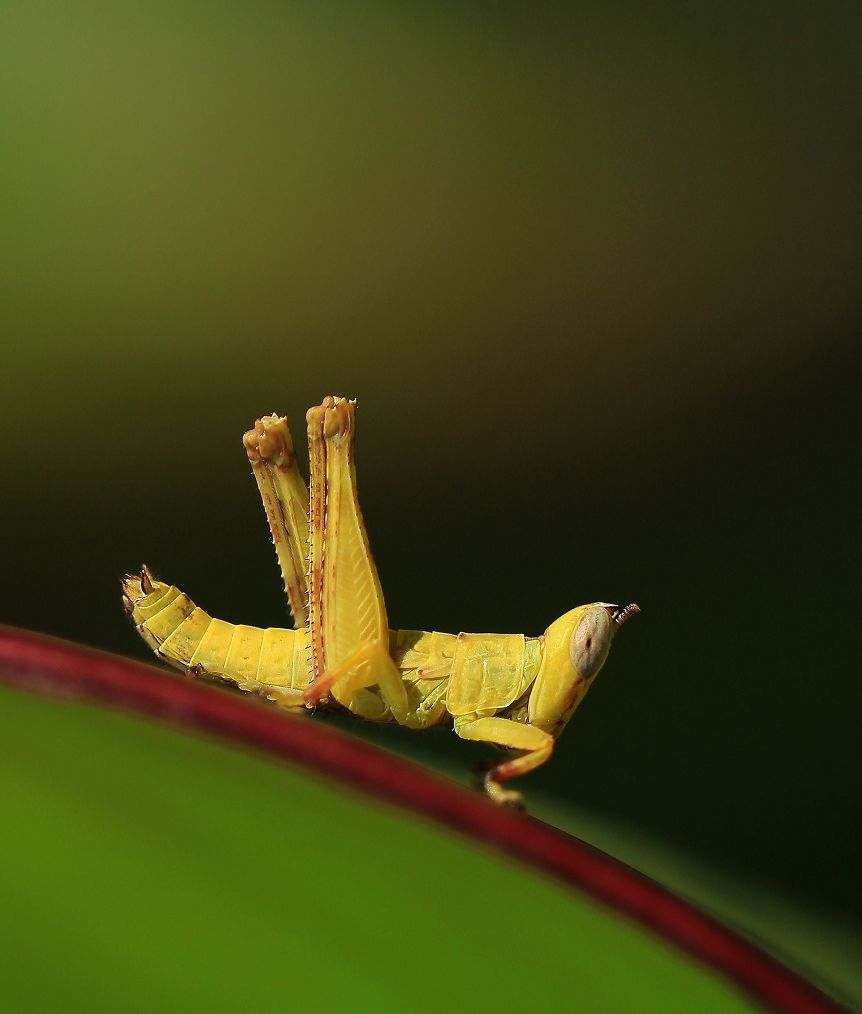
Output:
(122, 570), (308, 709)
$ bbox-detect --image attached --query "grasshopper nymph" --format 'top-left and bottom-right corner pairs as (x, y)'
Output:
(123, 397), (639, 805)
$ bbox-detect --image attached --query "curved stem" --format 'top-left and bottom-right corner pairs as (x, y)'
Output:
(0, 626), (842, 1014)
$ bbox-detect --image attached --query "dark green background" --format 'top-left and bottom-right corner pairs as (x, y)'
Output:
(2, 0), (859, 962)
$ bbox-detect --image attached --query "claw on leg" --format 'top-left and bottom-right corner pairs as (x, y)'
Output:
(484, 776), (526, 810)
(455, 716), (553, 806)
(470, 762), (525, 808)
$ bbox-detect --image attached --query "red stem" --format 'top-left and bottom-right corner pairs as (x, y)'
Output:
(0, 626), (843, 1014)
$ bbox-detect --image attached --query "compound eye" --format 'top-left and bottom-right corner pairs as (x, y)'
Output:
(569, 607), (611, 680)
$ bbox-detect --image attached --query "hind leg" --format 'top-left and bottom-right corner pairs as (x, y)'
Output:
(304, 397), (418, 727)
(243, 414), (310, 629)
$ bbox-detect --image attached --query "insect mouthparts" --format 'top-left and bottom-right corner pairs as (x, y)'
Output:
(611, 603), (640, 627)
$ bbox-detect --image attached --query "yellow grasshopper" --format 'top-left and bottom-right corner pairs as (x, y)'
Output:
(123, 396), (639, 805)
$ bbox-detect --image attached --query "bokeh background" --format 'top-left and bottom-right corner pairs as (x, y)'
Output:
(2, 0), (860, 1000)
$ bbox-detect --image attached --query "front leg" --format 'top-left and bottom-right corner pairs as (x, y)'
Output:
(453, 715), (553, 806)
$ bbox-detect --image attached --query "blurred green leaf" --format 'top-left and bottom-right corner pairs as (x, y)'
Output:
(1, 687), (754, 1012)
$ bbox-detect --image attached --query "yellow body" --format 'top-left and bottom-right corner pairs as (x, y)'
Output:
(123, 398), (638, 804)
(127, 574), (519, 725)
